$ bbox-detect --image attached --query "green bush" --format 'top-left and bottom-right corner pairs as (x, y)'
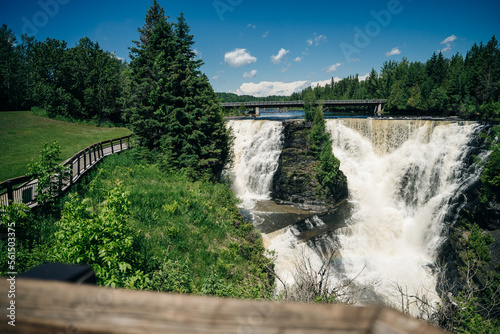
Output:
(316, 143), (341, 197)
(50, 185), (142, 287)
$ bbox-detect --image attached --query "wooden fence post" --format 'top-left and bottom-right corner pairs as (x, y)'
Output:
(120, 138), (123, 151)
(111, 140), (114, 154)
(77, 153), (81, 176)
(70, 159), (74, 185)
(6, 181), (13, 204)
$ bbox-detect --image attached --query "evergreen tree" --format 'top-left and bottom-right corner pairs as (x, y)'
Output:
(127, 3), (230, 177)
(0, 25), (24, 110)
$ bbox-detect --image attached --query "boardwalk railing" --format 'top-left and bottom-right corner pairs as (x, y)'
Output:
(0, 135), (132, 208)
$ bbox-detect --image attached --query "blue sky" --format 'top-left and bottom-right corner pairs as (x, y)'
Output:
(1, 0), (499, 96)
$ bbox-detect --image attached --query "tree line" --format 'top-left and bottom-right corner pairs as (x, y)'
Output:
(0, 25), (123, 120)
(0, 1), (229, 178)
(292, 37), (500, 118)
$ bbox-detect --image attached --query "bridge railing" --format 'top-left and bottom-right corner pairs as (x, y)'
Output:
(220, 99), (387, 108)
(0, 135), (132, 209)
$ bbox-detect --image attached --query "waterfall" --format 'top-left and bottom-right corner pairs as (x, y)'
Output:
(324, 119), (486, 312)
(227, 118), (486, 315)
(226, 120), (284, 209)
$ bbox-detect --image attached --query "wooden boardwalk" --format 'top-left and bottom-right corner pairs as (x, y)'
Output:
(0, 135), (131, 208)
(0, 278), (447, 334)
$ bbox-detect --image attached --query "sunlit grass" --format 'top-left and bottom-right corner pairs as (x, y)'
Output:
(0, 111), (131, 182)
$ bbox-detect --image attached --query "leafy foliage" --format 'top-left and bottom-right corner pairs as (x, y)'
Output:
(480, 129), (500, 203)
(8, 151), (274, 298)
(50, 186), (142, 287)
(27, 141), (69, 204)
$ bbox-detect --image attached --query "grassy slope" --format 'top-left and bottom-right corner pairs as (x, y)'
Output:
(0, 111), (131, 182)
(0, 152), (273, 298)
(77, 153), (272, 297)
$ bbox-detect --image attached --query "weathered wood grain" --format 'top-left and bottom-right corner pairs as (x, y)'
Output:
(0, 279), (447, 334)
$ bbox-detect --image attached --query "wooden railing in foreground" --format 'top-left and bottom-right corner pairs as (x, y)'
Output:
(0, 278), (447, 334)
(0, 135), (131, 208)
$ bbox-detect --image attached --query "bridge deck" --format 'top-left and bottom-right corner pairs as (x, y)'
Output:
(221, 99), (387, 108)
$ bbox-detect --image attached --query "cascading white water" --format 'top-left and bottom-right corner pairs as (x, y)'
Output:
(226, 120), (284, 209)
(324, 119), (485, 312)
(227, 118), (486, 315)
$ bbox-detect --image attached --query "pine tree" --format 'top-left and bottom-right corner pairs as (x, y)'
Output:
(0, 25), (23, 110)
(127, 1), (175, 150)
(127, 3), (230, 177)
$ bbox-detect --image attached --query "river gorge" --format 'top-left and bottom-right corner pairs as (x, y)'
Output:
(225, 117), (490, 315)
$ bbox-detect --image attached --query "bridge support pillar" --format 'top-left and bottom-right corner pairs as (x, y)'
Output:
(255, 107), (260, 116)
(374, 104), (383, 116)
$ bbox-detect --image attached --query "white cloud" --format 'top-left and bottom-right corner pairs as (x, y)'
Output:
(212, 75), (220, 80)
(236, 81), (309, 97)
(294, 57), (303, 62)
(351, 58), (360, 62)
(236, 78), (344, 97)
(271, 48), (290, 64)
(441, 35), (457, 44)
(262, 30), (269, 38)
(247, 23), (256, 29)
(311, 77), (342, 88)
(440, 34), (457, 53)
(325, 62), (342, 73)
(386, 47), (401, 57)
(306, 34), (327, 46)
(193, 49), (202, 59)
(243, 69), (258, 78)
(224, 48), (257, 67)
(358, 73), (370, 81)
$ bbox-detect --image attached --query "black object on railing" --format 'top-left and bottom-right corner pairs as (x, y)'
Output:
(20, 263), (96, 285)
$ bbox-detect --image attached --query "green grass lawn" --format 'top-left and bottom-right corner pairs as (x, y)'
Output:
(0, 111), (131, 182)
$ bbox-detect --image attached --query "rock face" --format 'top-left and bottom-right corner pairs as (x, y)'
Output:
(272, 120), (348, 211)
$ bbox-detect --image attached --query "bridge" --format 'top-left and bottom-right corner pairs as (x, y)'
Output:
(220, 99), (387, 116)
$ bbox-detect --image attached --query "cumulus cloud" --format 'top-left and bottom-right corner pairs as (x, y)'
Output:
(247, 23), (256, 29)
(358, 73), (370, 81)
(224, 48), (257, 67)
(325, 62), (342, 73)
(440, 34), (457, 53)
(351, 58), (360, 62)
(236, 78), (343, 97)
(271, 48), (290, 64)
(294, 57), (303, 62)
(386, 47), (401, 57)
(262, 30), (269, 38)
(236, 81), (309, 97)
(311, 78), (342, 88)
(306, 34), (327, 46)
(243, 69), (258, 78)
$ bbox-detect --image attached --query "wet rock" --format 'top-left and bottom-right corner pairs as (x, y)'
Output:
(272, 120), (348, 211)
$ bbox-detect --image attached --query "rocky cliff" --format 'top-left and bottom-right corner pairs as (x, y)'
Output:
(272, 120), (348, 211)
